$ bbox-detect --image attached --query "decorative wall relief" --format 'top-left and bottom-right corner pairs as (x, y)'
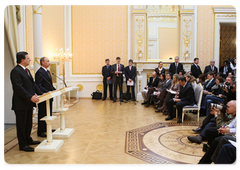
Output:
(182, 16), (192, 61)
(135, 17), (144, 61)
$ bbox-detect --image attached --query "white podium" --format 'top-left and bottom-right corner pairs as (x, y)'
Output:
(52, 87), (75, 138)
(35, 90), (64, 152)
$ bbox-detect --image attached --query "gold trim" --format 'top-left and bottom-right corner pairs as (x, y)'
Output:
(180, 10), (194, 13)
(35, 58), (40, 65)
(71, 5), (128, 75)
(133, 10), (146, 13)
(32, 5), (42, 14)
(96, 84), (103, 91)
(146, 5), (179, 61)
(77, 84), (83, 91)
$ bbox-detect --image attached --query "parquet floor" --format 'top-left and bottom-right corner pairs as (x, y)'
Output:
(4, 99), (205, 164)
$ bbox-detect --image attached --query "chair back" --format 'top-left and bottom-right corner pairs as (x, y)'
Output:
(194, 84), (203, 109)
(191, 81), (197, 89)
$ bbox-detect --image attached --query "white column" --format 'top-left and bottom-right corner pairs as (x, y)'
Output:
(32, 5), (43, 73)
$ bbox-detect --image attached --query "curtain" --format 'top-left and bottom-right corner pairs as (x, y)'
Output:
(4, 5), (20, 66)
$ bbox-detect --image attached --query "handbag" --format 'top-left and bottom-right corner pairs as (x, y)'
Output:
(91, 90), (102, 99)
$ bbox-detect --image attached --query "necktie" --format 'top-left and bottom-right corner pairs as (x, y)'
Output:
(212, 66), (214, 71)
(118, 64), (120, 77)
(206, 79), (212, 88)
(25, 68), (30, 77)
(47, 70), (51, 79)
(175, 64), (178, 73)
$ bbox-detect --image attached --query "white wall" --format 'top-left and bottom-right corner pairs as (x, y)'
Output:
(4, 29), (15, 124)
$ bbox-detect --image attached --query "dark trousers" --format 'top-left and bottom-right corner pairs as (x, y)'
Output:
(168, 99), (192, 118)
(215, 143), (236, 164)
(114, 77), (123, 100)
(14, 109), (34, 149)
(200, 122), (216, 138)
(103, 82), (112, 99)
(200, 114), (215, 129)
(37, 100), (53, 134)
(127, 85), (135, 100)
(205, 127), (223, 146)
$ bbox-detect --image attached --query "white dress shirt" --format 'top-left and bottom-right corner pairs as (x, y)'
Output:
(227, 117), (236, 133)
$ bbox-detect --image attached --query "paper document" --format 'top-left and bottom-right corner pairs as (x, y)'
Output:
(228, 140), (236, 147)
(167, 89), (178, 94)
(127, 80), (134, 86)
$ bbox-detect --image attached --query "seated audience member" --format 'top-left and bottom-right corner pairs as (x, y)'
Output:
(216, 72), (224, 79)
(198, 74), (206, 86)
(197, 100), (236, 164)
(155, 74), (180, 113)
(204, 59), (218, 76)
(165, 76), (195, 123)
(188, 101), (235, 144)
(178, 70), (185, 76)
(227, 71), (235, 81)
(184, 73), (196, 84)
(141, 71), (159, 103)
(155, 61), (165, 77)
(203, 71), (216, 93)
(191, 80), (236, 133)
(144, 74), (166, 107)
(229, 58), (236, 78)
(214, 143), (236, 164)
(201, 76), (224, 116)
(219, 60), (232, 79)
(169, 56), (184, 75)
(191, 58), (202, 79)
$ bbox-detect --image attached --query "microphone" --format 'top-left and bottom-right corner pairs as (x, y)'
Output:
(51, 72), (67, 87)
(39, 73), (55, 91)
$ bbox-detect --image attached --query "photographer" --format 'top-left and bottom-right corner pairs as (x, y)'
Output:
(188, 100), (235, 144)
(230, 58), (237, 80)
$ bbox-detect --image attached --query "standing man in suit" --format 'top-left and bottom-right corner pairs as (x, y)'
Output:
(169, 56), (184, 75)
(204, 59), (218, 76)
(35, 57), (56, 137)
(155, 61), (165, 77)
(111, 57), (125, 102)
(10, 51), (43, 152)
(102, 59), (113, 101)
(219, 60), (232, 79)
(191, 58), (202, 79)
(165, 76), (195, 123)
(125, 59), (137, 101)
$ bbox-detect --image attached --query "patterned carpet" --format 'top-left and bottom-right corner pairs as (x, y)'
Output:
(125, 122), (205, 164)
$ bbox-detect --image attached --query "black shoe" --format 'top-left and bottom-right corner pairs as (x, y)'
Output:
(126, 98), (129, 101)
(110, 97), (113, 100)
(145, 103), (150, 107)
(102, 98), (106, 101)
(192, 127), (202, 133)
(29, 140), (41, 145)
(132, 99), (136, 101)
(177, 118), (182, 123)
(120, 99), (123, 102)
(52, 129), (56, 132)
(20, 146), (34, 152)
(203, 143), (210, 152)
(38, 132), (47, 137)
(165, 115), (174, 121)
(141, 102), (147, 105)
(113, 99), (116, 102)
(154, 106), (158, 109)
(187, 135), (202, 144)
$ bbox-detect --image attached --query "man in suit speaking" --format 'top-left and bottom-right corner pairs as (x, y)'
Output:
(111, 57), (125, 102)
(169, 56), (184, 75)
(10, 51), (43, 152)
(35, 57), (56, 137)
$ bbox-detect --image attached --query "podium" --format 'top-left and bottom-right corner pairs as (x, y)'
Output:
(35, 90), (64, 152)
(52, 87), (75, 138)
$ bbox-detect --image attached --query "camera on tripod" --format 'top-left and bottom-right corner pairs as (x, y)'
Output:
(218, 82), (233, 90)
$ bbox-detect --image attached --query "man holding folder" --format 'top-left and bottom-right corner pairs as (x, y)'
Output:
(125, 59), (136, 101)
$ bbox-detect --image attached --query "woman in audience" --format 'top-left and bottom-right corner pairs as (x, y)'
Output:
(198, 74), (206, 86)
(144, 74), (166, 107)
(201, 76), (224, 116)
(179, 70), (185, 76)
(155, 74), (180, 114)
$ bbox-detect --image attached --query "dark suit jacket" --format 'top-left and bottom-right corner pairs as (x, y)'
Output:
(10, 65), (43, 110)
(219, 65), (232, 75)
(125, 66), (136, 81)
(169, 62), (183, 75)
(102, 65), (112, 83)
(179, 82), (195, 104)
(154, 67), (165, 76)
(204, 65), (218, 75)
(191, 64), (202, 78)
(148, 76), (160, 88)
(162, 79), (173, 90)
(111, 63), (125, 83)
(35, 67), (56, 93)
(204, 78), (216, 92)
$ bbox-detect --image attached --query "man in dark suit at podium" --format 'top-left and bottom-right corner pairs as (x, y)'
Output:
(111, 57), (125, 102)
(10, 51), (43, 152)
(191, 58), (202, 79)
(102, 59), (113, 101)
(125, 59), (137, 101)
(169, 56), (183, 75)
(35, 57), (56, 137)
